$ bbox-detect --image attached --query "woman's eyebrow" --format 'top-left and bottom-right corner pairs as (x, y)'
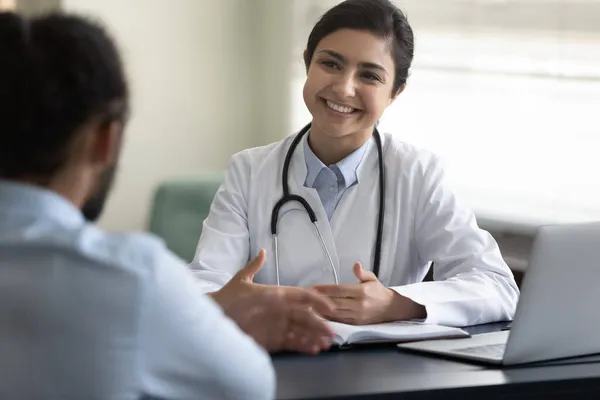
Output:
(317, 49), (388, 75)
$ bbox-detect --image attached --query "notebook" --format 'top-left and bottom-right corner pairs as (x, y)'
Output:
(328, 320), (470, 346)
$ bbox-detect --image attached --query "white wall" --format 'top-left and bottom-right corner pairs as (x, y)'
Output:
(61, 0), (263, 232)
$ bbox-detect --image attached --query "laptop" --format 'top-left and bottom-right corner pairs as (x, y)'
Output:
(397, 222), (600, 366)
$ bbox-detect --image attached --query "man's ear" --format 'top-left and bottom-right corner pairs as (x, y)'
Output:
(389, 83), (406, 105)
(91, 120), (122, 166)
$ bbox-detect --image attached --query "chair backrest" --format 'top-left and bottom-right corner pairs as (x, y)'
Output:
(147, 173), (223, 262)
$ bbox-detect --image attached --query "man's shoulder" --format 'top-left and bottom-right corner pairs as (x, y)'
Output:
(78, 224), (177, 274)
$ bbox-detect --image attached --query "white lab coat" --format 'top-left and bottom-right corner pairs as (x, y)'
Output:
(190, 131), (519, 327)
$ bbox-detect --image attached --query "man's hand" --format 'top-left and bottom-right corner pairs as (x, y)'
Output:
(210, 249), (335, 354)
(312, 262), (426, 325)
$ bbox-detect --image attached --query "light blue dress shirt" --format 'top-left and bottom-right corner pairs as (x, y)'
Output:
(0, 181), (274, 400)
(303, 136), (370, 219)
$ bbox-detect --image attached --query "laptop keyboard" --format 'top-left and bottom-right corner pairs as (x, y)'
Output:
(453, 343), (506, 358)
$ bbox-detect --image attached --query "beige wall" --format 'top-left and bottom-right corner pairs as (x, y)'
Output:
(9, 0), (296, 232)
(254, 0), (295, 144)
(59, 0), (268, 232)
(0, 0), (15, 10)
(15, 0), (59, 13)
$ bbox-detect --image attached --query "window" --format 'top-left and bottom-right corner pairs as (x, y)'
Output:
(290, 0), (600, 227)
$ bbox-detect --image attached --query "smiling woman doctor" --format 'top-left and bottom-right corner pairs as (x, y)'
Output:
(191, 0), (519, 328)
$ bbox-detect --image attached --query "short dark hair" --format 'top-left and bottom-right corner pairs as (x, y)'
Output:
(304, 0), (414, 95)
(0, 11), (129, 180)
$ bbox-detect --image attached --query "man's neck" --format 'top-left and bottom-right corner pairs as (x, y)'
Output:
(16, 169), (91, 211)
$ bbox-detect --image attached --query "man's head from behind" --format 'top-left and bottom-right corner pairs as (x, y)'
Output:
(0, 12), (129, 221)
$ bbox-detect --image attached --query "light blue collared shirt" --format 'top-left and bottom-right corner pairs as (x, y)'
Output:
(0, 181), (274, 400)
(304, 136), (370, 219)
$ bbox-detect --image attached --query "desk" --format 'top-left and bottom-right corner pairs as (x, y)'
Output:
(272, 323), (600, 399)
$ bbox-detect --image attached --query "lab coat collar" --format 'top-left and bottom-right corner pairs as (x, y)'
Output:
(302, 136), (324, 188)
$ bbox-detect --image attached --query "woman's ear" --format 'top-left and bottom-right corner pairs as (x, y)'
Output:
(389, 83), (406, 105)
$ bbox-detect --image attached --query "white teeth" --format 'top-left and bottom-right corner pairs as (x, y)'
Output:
(326, 100), (355, 114)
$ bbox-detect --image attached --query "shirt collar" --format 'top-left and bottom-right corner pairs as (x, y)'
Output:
(303, 136), (327, 188)
(303, 132), (371, 188)
(0, 180), (85, 226)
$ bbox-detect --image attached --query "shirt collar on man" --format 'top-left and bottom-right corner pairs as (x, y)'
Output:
(0, 180), (85, 227)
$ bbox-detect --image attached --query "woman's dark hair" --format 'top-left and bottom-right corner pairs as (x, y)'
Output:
(0, 11), (129, 180)
(304, 0), (414, 95)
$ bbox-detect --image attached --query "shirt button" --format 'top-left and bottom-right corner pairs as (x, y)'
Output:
(329, 186), (335, 193)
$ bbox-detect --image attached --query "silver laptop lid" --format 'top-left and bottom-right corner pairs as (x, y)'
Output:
(504, 222), (600, 365)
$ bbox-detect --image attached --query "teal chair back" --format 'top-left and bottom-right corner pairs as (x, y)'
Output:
(147, 173), (223, 262)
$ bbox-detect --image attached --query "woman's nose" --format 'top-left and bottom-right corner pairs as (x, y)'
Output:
(331, 73), (356, 98)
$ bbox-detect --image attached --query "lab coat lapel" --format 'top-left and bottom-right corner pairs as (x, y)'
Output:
(328, 132), (393, 284)
(287, 134), (341, 276)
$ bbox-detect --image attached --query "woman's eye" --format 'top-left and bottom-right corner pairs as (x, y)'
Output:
(320, 60), (340, 70)
(361, 72), (381, 82)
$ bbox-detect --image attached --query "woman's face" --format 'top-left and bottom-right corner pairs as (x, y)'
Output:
(303, 28), (401, 142)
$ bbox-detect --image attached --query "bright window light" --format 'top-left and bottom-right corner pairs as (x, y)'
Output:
(290, 0), (600, 227)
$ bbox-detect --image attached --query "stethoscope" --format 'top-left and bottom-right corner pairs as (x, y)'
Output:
(270, 122), (385, 286)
